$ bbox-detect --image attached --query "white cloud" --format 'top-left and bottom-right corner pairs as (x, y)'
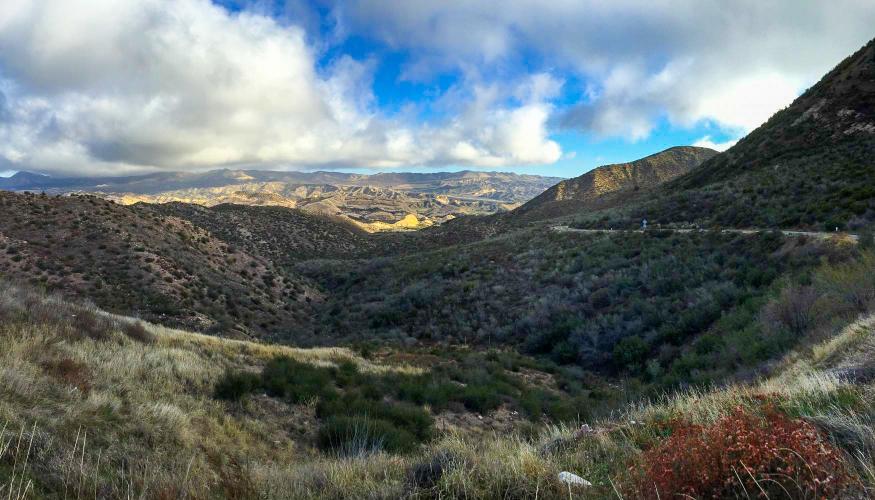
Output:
(693, 136), (738, 152)
(2, 0), (874, 175)
(0, 0), (562, 175)
(337, 0), (875, 139)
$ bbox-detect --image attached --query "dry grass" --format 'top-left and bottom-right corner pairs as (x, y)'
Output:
(1, 280), (873, 498)
(0, 282), (423, 498)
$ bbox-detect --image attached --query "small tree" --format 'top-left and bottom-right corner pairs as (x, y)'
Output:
(613, 336), (649, 372)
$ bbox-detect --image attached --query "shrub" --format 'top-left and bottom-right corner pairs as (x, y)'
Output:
(70, 309), (112, 341)
(612, 336), (649, 372)
(459, 385), (502, 414)
(122, 321), (155, 344)
(814, 252), (875, 313)
(406, 451), (456, 489)
(261, 356), (337, 403)
(629, 405), (853, 499)
(318, 395), (434, 442)
(860, 229), (874, 249)
(42, 358), (92, 395)
(317, 416), (419, 455)
(396, 376), (456, 410)
(214, 370), (260, 401)
(763, 284), (820, 335)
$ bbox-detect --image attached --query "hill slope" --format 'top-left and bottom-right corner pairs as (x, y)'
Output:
(143, 202), (379, 265)
(516, 146), (716, 220)
(680, 37), (875, 189)
(1, 272), (873, 498)
(0, 192), (318, 338)
(573, 37), (875, 231)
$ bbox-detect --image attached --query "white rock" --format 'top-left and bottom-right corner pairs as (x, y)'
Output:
(558, 471), (592, 487)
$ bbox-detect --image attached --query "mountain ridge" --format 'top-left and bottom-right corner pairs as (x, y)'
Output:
(0, 168), (561, 231)
(676, 37), (875, 190)
(571, 36), (875, 231)
(519, 146), (717, 218)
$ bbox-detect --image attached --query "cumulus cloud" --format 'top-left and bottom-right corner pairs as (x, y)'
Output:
(337, 0), (875, 138)
(693, 136), (738, 152)
(0, 0), (561, 175)
(2, 0), (874, 175)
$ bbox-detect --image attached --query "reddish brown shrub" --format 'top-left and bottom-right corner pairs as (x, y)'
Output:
(42, 358), (92, 395)
(629, 405), (853, 499)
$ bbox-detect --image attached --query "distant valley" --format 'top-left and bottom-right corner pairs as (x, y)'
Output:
(0, 169), (561, 232)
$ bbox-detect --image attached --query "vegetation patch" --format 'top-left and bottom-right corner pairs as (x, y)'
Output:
(629, 404), (855, 498)
(215, 349), (602, 455)
(317, 416), (419, 455)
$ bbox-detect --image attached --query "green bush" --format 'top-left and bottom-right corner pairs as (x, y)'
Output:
(317, 416), (419, 455)
(395, 376), (456, 410)
(214, 370), (260, 401)
(612, 336), (649, 372)
(261, 356), (337, 403)
(460, 385), (502, 413)
(318, 394), (434, 442)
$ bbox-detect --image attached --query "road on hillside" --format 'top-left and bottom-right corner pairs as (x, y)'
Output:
(550, 225), (860, 242)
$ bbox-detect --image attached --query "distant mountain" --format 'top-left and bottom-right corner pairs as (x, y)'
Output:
(514, 146), (717, 220)
(0, 169), (561, 231)
(0, 171), (50, 189)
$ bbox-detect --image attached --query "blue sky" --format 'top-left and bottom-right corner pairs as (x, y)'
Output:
(0, 1), (873, 178)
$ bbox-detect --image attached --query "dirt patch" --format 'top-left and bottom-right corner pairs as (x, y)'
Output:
(434, 405), (526, 435)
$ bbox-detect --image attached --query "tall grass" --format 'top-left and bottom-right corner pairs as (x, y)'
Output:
(0, 422), (35, 500)
(1, 277), (874, 498)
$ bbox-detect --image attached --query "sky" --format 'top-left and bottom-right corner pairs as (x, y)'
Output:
(0, 1), (873, 179)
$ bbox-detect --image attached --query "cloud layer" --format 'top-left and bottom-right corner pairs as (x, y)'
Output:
(338, 0), (875, 138)
(0, 0), (873, 175)
(0, 0), (560, 175)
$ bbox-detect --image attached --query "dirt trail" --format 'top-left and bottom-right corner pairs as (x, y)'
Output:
(550, 225), (860, 243)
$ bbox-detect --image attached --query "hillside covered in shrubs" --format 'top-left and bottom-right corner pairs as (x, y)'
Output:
(300, 227), (861, 389)
(2, 256), (875, 497)
(0, 192), (322, 339)
(572, 38), (875, 232)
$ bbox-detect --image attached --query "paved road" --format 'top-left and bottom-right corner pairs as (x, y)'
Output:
(551, 225), (860, 242)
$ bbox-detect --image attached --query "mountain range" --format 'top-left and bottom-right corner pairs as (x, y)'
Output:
(0, 169), (562, 231)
